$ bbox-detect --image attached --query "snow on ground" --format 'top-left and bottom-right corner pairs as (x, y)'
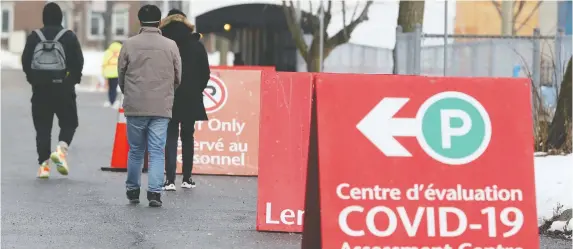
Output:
(535, 154), (572, 230)
(1, 50), (229, 75)
(0, 50), (21, 70)
(1, 49), (104, 76)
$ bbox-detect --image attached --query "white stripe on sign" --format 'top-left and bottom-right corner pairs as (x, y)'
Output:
(118, 112), (126, 124)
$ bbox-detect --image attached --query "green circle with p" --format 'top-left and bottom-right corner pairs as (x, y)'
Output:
(416, 91), (492, 165)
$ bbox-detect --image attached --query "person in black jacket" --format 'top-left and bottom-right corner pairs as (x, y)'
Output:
(21, 2), (84, 179)
(159, 9), (210, 190)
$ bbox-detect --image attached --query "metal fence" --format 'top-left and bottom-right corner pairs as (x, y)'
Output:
(298, 25), (572, 113)
(396, 24), (571, 89)
(299, 27), (571, 87)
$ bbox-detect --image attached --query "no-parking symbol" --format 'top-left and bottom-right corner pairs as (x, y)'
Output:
(203, 74), (228, 114)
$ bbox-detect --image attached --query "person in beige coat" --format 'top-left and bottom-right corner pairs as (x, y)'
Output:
(118, 4), (181, 207)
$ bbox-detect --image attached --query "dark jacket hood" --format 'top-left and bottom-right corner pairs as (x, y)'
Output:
(159, 14), (202, 42)
(43, 2), (63, 26)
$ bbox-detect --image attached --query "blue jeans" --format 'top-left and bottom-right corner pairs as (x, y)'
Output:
(125, 116), (169, 193)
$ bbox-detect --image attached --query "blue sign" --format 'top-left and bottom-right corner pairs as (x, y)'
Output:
(513, 65), (521, 77)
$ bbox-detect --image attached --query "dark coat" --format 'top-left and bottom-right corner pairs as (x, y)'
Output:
(160, 14), (210, 122)
(21, 2), (84, 96)
(21, 26), (84, 94)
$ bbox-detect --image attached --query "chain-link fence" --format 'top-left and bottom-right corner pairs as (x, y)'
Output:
(306, 25), (571, 119)
(301, 26), (571, 88)
(396, 24), (571, 88)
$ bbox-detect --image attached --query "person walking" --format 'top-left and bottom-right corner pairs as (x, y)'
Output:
(101, 41), (122, 109)
(21, 2), (84, 179)
(118, 4), (181, 207)
(159, 9), (210, 191)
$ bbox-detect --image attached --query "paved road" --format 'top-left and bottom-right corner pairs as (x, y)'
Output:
(0, 70), (301, 249)
(1, 70), (570, 249)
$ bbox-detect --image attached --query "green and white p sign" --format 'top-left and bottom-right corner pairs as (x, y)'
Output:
(416, 92), (492, 165)
(356, 91), (492, 166)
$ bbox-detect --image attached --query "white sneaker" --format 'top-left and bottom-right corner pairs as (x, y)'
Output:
(162, 181), (176, 191)
(103, 101), (111, 107)
(181, 178), (196, 189)
(111, 101), (120, 109)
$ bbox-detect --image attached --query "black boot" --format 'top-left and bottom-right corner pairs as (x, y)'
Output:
(147, 191), (162, 207)
(126, 188), (140, 204)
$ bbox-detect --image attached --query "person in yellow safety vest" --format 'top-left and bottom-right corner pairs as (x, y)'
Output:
(102, 41), (122, 108)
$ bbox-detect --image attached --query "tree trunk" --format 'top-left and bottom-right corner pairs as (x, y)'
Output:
(307, 55), (321, 72)
(305, 41), (334, 72)
(397, 1), (425, 32)
(103, 1), (114, 50)
(306, 40), (320, 72)
(392, 0), (425, 74)
(546, 57), (572, 152)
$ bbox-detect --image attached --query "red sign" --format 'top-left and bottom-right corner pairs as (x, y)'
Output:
(256, 72), (314, 232)
(311, 74), (539, 249)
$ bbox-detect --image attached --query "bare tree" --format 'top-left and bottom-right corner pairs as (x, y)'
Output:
(282, 1), (374, 72)
(490, 0), (543, 35)
(392, 0), (425, 74)
(546, 57), (572, 153)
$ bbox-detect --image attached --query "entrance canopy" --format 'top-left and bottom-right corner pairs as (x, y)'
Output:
(196, 3), (314, 34)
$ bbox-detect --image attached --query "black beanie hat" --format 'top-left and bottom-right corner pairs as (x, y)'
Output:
(167, 9), (186, 17)
(138, 5), (161, 26)
(43, 2), (63, 26)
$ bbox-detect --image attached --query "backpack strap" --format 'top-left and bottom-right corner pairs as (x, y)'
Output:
(53, 29), (69, 42)
(33, 29), (47, 42)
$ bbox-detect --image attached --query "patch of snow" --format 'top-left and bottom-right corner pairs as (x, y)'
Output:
(82, 51), (104, 77)
(0, 50), (22, 69)
(1, 50), (228, 76)
(548, 220), (570, 232)
(534, 152), (549, 157)
(535, 154), (572, 227)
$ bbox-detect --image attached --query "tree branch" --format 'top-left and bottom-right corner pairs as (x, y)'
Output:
(491, 0), (502, 17)
(342, 1), (348, 37)
(515, 0), (543, 33)
(324, 0), (333, 29)
(350, 2), (360, 21)
(326, 1), (373, 49)
(513, 0), (526, 21)
(282, 1), (309, 60)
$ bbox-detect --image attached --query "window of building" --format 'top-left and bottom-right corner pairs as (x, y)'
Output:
(112, 8), (129, 38)
(1, 3), (14, 38)
(88, 4), (129, 40)
(88, 11), (104, 39)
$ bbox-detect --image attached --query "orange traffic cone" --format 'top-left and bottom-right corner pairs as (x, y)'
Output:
(101, 100), (129, 172)
(101, 96), (150, 173)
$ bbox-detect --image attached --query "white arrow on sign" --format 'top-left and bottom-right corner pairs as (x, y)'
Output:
(356, 98), (420, 157)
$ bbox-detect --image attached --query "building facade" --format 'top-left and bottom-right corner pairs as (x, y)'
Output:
(454, 0), (541, 35)
(0, 1), (167, 50)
